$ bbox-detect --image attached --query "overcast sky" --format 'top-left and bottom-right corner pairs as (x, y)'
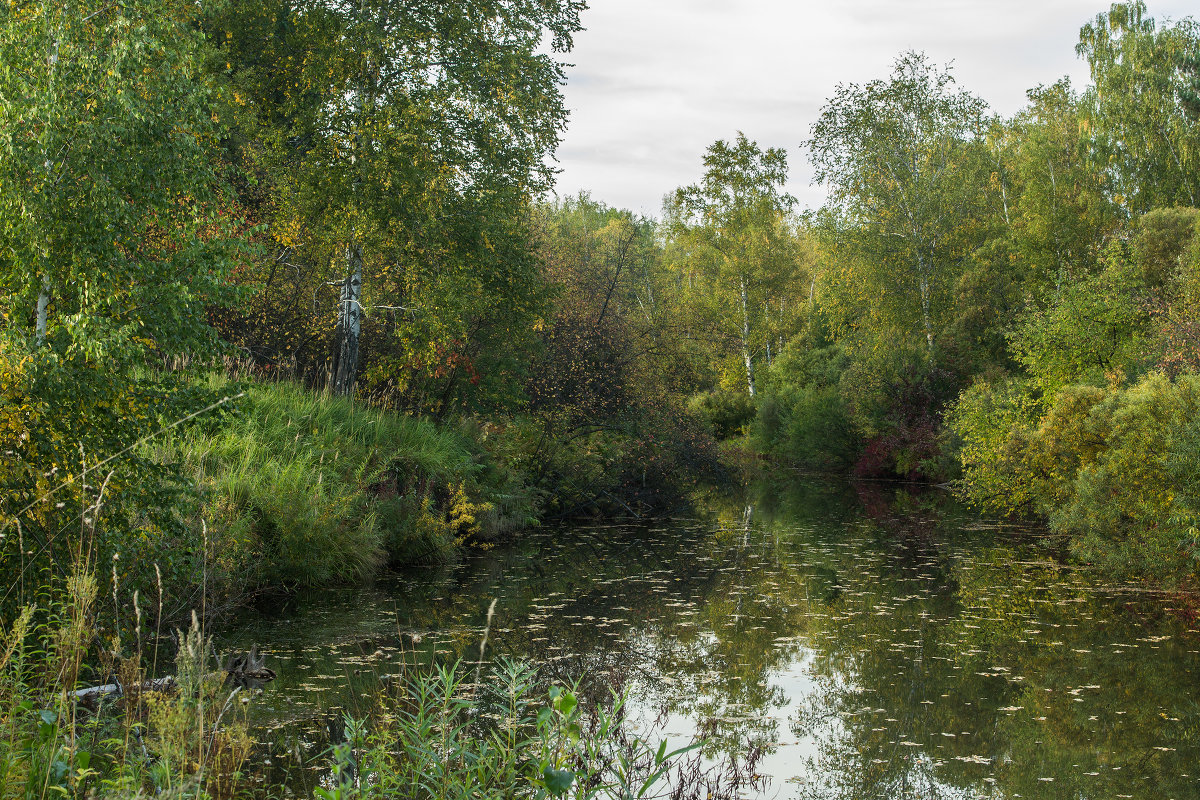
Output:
(548, 0), (1196, 217)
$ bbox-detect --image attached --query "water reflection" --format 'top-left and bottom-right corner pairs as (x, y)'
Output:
(220, 477), (1200, 799)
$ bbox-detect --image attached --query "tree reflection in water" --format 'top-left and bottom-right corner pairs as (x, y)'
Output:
(221, 476), (1200, 799)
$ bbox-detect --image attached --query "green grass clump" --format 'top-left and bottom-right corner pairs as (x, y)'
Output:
(167, 378), (533, 596)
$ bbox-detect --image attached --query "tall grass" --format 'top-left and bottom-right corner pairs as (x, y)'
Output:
(0, 573), (252, 799)
(161, 377), (536, 600)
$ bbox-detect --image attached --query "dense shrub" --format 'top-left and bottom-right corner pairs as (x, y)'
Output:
(687, 389), (755, 440)
(528, 399), (722, 520)
(0, 338), (210, 620)
(951, 378), (1110, 517)
(1134, 207), (1199, 289)
(751, 344), (859, 472)
(952, 372), (1200, 588)
(754, 386), (856, 471)
(1054, 374), (1200, 587)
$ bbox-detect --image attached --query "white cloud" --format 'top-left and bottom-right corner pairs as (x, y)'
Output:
(549, 0), (1197, 216)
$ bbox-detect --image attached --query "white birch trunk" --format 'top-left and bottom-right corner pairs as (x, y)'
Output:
(914, 247), (934, 359)
(333, 243), (363, 397)
(919, 274), (934, 356)
(36, 35), (57, 349)
(740, 277), (756, 397)
(35, 276), (49, 347)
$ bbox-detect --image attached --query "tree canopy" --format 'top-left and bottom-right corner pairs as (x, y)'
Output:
(807, 52), (990, 363)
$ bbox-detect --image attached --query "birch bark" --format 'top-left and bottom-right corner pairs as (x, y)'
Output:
(333, 244), (363, 397)
(740, 277), (756, 397)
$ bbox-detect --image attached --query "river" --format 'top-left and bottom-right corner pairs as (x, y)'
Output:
(218, 478), (1200, 799)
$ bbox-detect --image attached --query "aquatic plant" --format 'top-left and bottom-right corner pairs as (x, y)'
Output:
(320, 658), (761, 800)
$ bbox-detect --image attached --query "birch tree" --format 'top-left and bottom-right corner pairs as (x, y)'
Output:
(1006, 80), (1119, 298)
(1077, 1), (1200, 213)
(207, 0), (583, 399)
(807, 52), (989, 365)
(666, 134), (806, 398)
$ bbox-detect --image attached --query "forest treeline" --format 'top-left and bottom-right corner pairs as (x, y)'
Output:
(752, 2), (1200, 592)
(4, 0), (1200, 618)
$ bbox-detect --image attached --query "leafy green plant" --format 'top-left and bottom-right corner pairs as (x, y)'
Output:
(322, 658), (717, 800)
(688, 390), (755, 441)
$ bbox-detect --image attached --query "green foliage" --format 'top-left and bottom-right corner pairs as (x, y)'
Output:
(525, 196), (723, 517)
(1133, 206), (1199, 288)
(0, 337), (230, 621)
(1147, 209), (1200, 376)
(204, 0), (583, 411)
(949, 377), (1044, 515)
(807, 52), (992, 362)
(946, 198), (1200, 589)
(1009, 243), (1151, 394)
(0, 0), (240, 355)
(327, 658), (704, 800)
(1183, 48), (1200, 119)
(752, 344), (858, 470)
(1053, 374), (1200, 587)
(1002, 79), (1117, 297)
(0, 1), (241, 616)
(687, 390), (755, 441)
(952, 373), (1200, 587)
(940, 242), (1024, 375)
(1077, 1), (1200, 212)
(531, 196), (667, 425)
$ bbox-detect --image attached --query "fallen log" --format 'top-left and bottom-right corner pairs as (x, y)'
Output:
(71, 646), (276, 703)
(71, 676), (176, 703)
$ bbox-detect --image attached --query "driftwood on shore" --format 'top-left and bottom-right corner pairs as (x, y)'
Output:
(71, 646), (276, 703)
(72, 676), (177, 703)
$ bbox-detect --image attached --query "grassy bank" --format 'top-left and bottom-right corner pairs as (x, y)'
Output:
(0, 373), (733, 799)
(162, 377), (538, 605)
(2, 349), (716, 624)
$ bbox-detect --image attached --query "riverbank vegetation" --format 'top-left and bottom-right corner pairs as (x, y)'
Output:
(3, 0), (1200, 794)
(0, 0), (715, 617)
(683, 3), (1200, 593)
(766, 4), (1200, 594)
(0, 574), (748, 799)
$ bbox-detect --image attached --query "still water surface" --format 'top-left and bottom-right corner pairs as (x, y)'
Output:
(220, 480), (1200, 799)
